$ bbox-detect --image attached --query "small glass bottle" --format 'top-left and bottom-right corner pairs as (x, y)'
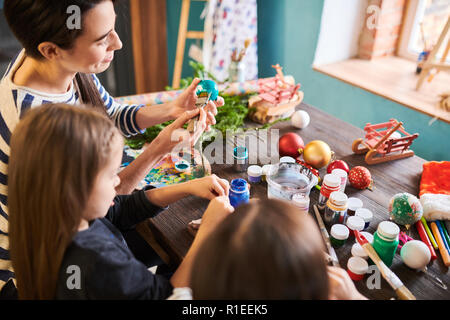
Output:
(324, 191), (348, 227)
(292, 193), (310, 215)
(229, 178), (250, 209)
(355, 208), (373, 230)
(318, 174), (340, 210)
(347, 197), (363, 216)
(372, 221), (400, 268)
(247, 165), (262, 183)
(346, 216), (365, 239)
(332, 168), (348, 193)
(229, 60), (246, 83)
(330, 224), (349, 248)
(233, 146), (248, 173)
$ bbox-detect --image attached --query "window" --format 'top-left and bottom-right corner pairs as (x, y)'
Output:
(398, 0), (450, 61)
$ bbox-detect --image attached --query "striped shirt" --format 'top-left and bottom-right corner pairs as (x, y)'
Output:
(0, 49), (145, 292)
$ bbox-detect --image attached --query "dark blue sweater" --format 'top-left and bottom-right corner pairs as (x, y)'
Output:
(56, 188), (173, 300)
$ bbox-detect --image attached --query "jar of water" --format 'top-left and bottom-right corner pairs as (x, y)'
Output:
(266, 163), (318, 201)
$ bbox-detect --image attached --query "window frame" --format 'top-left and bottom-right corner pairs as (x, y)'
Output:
(397, 0), (426, 61)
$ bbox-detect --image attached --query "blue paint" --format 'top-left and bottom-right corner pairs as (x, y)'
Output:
(229, 178), (250, 209)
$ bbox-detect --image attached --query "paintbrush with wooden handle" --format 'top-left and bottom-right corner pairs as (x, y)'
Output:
(354, 230), (416, 300)
(313, 205), (340, 268)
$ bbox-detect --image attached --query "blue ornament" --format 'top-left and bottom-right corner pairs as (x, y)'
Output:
(196, 80), (219, 101)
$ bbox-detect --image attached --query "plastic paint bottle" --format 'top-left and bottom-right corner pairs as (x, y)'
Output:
(330, 224), (350, 248)
(324, 191), (348, 227)
(352, 243), (369, 260)
(355, 208), (373, 230)
(361, 231), (374, 244)
(247, 165), (262, 183)
(347, 257), (369, 281)
(318, 174), (341, 210)
(346, 216), (365, 239)
(347, 197), (363, 216)
(229, 178), (250, 209)
(332, 168), (348, 193)
(261, 164), (272, 182)
(372, 221), (400, 268)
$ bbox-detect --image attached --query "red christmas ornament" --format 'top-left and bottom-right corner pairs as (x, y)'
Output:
(327, 160), (350, 174)
(279, 133), (305, 159)
(348, 166), (372, 190)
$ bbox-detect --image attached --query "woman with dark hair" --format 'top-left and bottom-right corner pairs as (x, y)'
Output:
(0, 0), (223, 297)
(180, 199), (367, 300)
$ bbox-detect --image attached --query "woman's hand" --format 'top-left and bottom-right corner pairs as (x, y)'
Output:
(169, 78), (225, 131)
(327, 266), (368, 300)
(152, 108), (207, 156)
(188, 174), (230, 200)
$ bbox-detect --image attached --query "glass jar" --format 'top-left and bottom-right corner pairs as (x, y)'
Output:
(355, 208), (373, 230)
(330, 224), (349, 248)
(292, 193), (310, 215)
(229, 178), (250, 209)
(347, 197), (363, 216)
(318, 174), (341, 210)
(373, 221), (400, 267)
(332, 168), (348, 193)
(324, 191), (348, 227)
(233, 146), (248, 173)
(247, 165), (262, 183)
(229, 60), (246, 83)
(346, 216), (365, 238)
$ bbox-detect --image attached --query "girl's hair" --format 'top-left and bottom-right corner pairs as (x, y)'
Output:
(3, 0), (116, 107)
(191, 199), (329, 299)
(8, 103), (121, 299)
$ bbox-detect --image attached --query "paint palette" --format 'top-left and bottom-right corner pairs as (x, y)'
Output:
(121, 146), (211, 189)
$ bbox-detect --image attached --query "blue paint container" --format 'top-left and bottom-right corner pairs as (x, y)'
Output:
(229, 178), (250, 209)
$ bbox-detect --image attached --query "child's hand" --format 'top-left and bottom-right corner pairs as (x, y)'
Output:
(197, 196), (234, 239)
(188, 174), (230, 200)
(153, 108), (207, 156)
(327, 266), (368, 300)
(169, 78), (225, 131)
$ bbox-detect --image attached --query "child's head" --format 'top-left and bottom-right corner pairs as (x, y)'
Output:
(8, 103), (122, 299)
(190, 199), (329, 299)
(4, 0), (121, 74)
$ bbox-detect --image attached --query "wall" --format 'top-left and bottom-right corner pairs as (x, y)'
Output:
(257, 0), (449, 161)
(166, 0), (449, 161)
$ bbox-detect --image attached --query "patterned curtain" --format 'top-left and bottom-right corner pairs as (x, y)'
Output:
(203, 0), (258, 82)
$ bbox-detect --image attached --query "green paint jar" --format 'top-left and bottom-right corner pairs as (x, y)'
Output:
(372, 221), (400, 267)
(330, 224), (349, 248)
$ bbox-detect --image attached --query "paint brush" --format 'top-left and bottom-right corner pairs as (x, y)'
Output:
(187, 91), (212, 133)
(312, 205), (340, 268)
(354, 230), (416, 300)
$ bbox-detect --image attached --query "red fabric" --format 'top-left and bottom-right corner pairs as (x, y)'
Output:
(419, 161), (450, 197)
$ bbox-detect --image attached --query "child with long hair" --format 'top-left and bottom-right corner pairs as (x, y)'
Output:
(0, 0), (224, 294)
(179, 199), (367, 300)
(8, 104), (233, 299)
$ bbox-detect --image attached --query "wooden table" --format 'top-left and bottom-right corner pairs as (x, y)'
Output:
(143, 102), (450, 300)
